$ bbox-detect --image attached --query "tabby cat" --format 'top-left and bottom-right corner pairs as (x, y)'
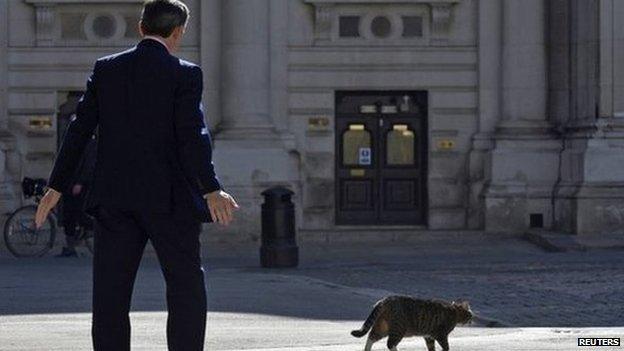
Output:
(351, 295), (472, 351)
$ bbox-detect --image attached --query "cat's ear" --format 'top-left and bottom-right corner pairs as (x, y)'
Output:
(453, 299), (470, 309)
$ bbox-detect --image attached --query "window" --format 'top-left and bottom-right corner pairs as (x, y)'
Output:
(371, 16), (392, 38)
(92, 14), (116, 39)
(124, 14), (141, 38)
(343, 124), (372, 166)
(60, 13), (87, 40)
(402, 16), (423, 37)
(305, 0), (434, 45)
(386, 124), (415, 166)
(339, 16), (361, 37)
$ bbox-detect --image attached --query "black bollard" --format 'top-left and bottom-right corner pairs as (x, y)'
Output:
(260, 186), (299, 268)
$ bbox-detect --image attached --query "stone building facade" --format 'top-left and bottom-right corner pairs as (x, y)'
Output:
(0, 0), (622, 240)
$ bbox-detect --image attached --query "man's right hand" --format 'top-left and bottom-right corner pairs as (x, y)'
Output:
(35, 188), (62, 229)
(205, 190), (239, 226)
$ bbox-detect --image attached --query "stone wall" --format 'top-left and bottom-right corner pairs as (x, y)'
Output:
(2, 0), (201, 218)
(1, 0), (622, 240)
(549, 0), (624, 237)
(288, 0), (479, 230)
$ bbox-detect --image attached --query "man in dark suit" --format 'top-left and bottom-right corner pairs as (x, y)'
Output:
(35, 1), (239, 350)
(56, 134), (97, 257)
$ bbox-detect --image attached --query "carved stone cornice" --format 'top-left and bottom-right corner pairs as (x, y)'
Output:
(25, 0), (142, 3)
(313, 3), (334, 41)
(304, 0), (460, 43)
(31, 3), (55, 46)
(430, 2), (453, 34)
(304, 0), (459, 3)
(24, 0), (143, 46)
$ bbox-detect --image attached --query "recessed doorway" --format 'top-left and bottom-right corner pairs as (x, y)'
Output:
(335, 91), (428, 225)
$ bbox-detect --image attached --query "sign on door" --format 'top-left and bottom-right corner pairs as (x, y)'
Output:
(358, 147), (371, 165)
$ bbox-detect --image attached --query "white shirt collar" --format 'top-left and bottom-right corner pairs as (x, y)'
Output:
(143, 35), (170, 53)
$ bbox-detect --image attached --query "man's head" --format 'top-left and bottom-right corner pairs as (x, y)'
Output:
(139, 0), (189, 53)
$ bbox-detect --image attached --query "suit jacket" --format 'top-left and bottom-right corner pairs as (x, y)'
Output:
(64, 134), (97, 192)
(48, 39), (222, 223)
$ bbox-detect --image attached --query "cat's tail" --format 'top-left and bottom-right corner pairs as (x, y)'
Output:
(350, 303), (381, 338)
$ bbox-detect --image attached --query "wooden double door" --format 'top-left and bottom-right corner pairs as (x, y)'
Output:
(335, 91), (427, 225)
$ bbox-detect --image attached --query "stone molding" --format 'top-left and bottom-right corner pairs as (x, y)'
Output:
(25, 0), (142, 3)
(430, 2), (453, 34)
(32, 3), (55, 46)
(24, 0), (143, 46)
(313, 3), (334, 42)
(304, 0), (460, 44)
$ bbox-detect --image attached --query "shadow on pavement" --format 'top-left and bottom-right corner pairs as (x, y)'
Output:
(0, 253), (377, 321)
(2, 238), (623, 328)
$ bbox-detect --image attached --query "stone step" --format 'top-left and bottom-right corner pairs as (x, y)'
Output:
(200, 226), (516, 245)
(523, 230), (624, 252)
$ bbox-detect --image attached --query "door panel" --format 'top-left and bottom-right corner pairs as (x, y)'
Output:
(340, 179), (374, 210)
(335, 91), (427, 225)
(378, 117), (423, 223)
(383, 179), (419, 209)
(335, 115), (378, 224)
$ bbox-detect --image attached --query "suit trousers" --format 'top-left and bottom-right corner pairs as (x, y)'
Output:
(61, 187), (93, 248)
(91, 205), (207, 351)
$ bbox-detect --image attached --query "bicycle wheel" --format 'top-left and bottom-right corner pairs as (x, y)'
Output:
(4, 205), (56, 257)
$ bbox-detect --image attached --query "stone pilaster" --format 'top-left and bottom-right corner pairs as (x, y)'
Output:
(467, 0), (501, 229)
(219, 0), (275, 138)
(554, 0), (624, 237)
(0, 1), (18, 220)
(210, 0), (300, 241)
(484, 0), (562, 233)
(499, 0), (549, 129)
(269, 0), (290, 135)
(200, 0), (222, 131)
(0, 0), (7, 130)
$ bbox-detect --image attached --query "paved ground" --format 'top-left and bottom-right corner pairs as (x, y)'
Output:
(0, 233), (623, 350)
(287, 235), (624, 327)
(3, 313), (623, 350)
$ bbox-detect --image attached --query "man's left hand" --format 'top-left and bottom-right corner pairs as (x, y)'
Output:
(205, 190), (239, 226)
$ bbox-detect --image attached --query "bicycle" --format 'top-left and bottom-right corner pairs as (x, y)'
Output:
(3, 177), (94, 257)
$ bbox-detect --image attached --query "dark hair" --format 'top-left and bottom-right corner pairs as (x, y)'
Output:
(140, 0), (189, 38)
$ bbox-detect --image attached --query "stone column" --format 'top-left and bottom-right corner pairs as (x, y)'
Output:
(0, 0), (18, 215)
(209, 0), (299, 243)
(599, 0), (614, 118)
(269, 0), (289, 134)
(567, 0), (600, 127)
(220, 0), (275, 138)
(200, 0), (222, 130)
(467, 0), (502, 228)
(610, 0), (624, 117)
(553, 0), (624, 237)
(0, 0), (7, 130)
(500, 0), (548, 128)
(477, 0), (502, 134)
(484, 0), (561, 233)
(548, 0), (571, 126)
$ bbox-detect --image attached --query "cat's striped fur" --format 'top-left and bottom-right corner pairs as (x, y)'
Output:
(351, 295), (473, 351)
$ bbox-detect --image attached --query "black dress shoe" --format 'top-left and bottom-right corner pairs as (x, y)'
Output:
(55, 247), (78, 258)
